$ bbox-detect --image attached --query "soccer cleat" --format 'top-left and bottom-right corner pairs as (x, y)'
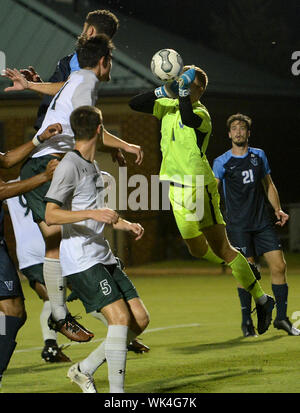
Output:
(41, 342), (71, 363)
(242, 320), (257, 337)
(48, 313), (94, 342)
(255, 295), (275, 335)
(273, 317), (300, 336)
(67, 363), (97, 393)
(127, 338), (150, 354)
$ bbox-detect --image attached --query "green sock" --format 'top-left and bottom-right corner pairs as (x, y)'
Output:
(202, 246), (224, 264)
(228, 252), (265, 301)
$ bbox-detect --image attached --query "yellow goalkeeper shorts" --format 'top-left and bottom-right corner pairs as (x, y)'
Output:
(169, 180), (225, 239)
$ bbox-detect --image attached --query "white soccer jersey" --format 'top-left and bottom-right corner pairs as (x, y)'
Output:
(45, 151), (117, 276)
(31, 69), (99, 158)
(6, 194), (45, 269)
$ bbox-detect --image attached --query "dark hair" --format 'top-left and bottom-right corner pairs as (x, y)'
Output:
(76, 34), (114, 68)
(226, 113), (252, 130)
(70, 106), (102, 140)
(85, 9), (119, 39)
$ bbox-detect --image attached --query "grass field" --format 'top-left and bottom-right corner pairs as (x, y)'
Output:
(2, 254), (300, 394)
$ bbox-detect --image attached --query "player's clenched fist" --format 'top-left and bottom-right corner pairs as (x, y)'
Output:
(91, 208), (119, 224)
(44, 159), (60, 181)
(39, 123), (63, 142)
(128, 223), (144, 240)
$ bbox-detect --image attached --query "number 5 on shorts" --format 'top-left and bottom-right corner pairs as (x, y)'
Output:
(100, 279), (112, 296)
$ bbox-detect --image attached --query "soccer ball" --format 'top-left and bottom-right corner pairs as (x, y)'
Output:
(151, 49), (183, 81)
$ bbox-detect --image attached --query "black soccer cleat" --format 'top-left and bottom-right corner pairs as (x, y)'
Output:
(242, 320), (257, 337)
(256, 295), (275, 335)
(41, 342), (71, 363)
(127, 338), (150, 354)
(273, 317), (300, 336)
(48, 313), (94, 342)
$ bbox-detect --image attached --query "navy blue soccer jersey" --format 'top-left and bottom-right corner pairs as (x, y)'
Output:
(213, 147), (272, 231)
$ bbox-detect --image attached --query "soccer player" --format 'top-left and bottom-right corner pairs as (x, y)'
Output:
(0, 123), (60, 388)
(129, 66), (275, 335)
(213, 113), (299, 336)
(4, 35), (143, 342)
(45, 105), (150, 393)
(20, 9), (125, 166)
(6, 192), (71, 362)
(7, 180), (149, 357)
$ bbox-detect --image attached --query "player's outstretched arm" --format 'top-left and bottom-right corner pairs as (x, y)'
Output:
(262, 174), (289, 226)
(0, 123), (62, 168)
(20, 66), (42, 82)
(45, 204), (119, 227)
(3, 68), (64, 95)
(102, 128), (143, 165)
(0, 158), (58, 201)
(113, 218), (144, 241)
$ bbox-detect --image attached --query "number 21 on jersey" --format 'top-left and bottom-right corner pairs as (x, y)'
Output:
(242, 169), (254, 184)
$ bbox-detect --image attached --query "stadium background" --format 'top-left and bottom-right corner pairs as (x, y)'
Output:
(0, 0), (300, 269)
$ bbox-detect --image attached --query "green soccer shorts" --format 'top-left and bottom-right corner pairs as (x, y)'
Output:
(21, 263), (44, 290)
(169, 179), (225, 239)
(20, 155), (61, 223)
(66, 261), (139, 313)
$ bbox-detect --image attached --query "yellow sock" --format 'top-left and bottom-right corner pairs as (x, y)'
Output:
(228, 252), (265, 301)
(202, 246), (224, 265)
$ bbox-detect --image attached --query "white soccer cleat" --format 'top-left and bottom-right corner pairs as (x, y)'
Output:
(67, 363), (97, 393)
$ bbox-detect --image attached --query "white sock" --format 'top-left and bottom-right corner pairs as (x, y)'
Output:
(43, 258), (67, 321)
(40, 301), (57, 342)
(105, 325), (128, 393)
(80, 340), (106, 376)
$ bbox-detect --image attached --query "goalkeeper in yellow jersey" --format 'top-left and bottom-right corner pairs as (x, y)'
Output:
(129, 65), (274, 335)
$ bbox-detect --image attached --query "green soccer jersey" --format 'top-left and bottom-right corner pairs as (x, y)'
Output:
(153, 98), (215, 186)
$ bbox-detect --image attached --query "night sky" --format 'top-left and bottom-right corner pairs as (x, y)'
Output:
(90, 0), (300, 81)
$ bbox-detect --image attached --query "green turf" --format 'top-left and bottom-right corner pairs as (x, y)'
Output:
(2, 259), (300, 393)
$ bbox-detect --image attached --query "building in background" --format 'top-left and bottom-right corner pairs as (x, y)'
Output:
(1, 0), (299, 266)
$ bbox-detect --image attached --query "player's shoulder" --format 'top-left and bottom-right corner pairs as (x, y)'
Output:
(214, 149), (232, 165)
(59, 151), (79, 167)
(248, 147), (267, 159)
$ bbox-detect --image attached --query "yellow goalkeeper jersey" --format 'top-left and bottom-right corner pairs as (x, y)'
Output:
(153, 98), (215, 186)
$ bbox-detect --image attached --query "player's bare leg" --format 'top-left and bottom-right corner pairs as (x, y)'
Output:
(38, 221), (94, 342)
(202, 224), (275, 334)
(126, 297), (150, 353)
(184, 233), (224, 265)
(264, 250), (299, 335)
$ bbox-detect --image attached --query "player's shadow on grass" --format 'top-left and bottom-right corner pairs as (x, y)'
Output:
(173, 335), (283, 355)
(128, 368), (262, 393)
(5, 362), (71, 377)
